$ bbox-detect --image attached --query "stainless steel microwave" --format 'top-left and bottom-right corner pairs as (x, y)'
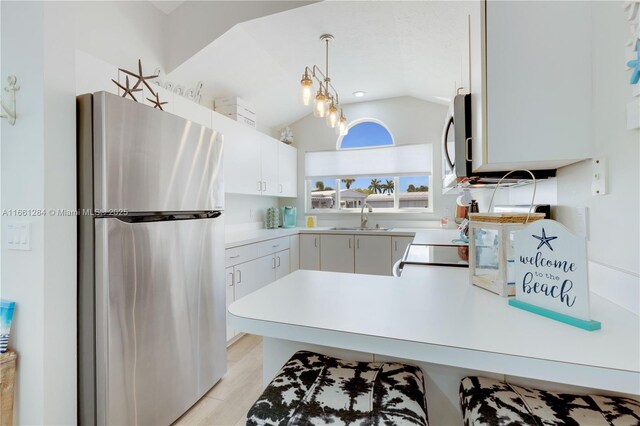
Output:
(442, 94), (556, 188)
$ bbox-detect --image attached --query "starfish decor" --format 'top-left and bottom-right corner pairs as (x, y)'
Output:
(147, 92), (168, 111)
(119, 59), (159, 93)
(627, 41), (640, 84)
(531, 228), (558, 251)
(111, 75), (142, 101)
(112, 59), (168, 108)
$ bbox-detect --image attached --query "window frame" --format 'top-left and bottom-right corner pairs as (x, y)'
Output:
(336, 118), (395, 150)
(306, 175), (432, 214)
(305, 118), (433, 215)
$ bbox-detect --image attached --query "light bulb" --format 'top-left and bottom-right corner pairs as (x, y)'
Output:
(338, 113), (348, 136)
(313, 89), (327, 118)
(326, 103), (338, 128)
(300, 74), (313, 106)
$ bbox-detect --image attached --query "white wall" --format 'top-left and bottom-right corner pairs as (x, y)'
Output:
(165, 1), (317, 72)
(287, 96), (469, 226)
(225, 194), (280, 232)
(1, 2), (77, 424)
(556, 2), (639, 275)
(75, 0), (167, 73)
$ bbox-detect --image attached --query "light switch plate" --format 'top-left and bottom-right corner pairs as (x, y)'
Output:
(591, 158), (607, 196)
(5, 222), (31, 250)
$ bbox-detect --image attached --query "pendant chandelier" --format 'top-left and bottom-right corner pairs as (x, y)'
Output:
(299, 34), (348, 136)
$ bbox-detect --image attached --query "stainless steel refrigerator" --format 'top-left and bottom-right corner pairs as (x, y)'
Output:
(77, 92), (226, 425)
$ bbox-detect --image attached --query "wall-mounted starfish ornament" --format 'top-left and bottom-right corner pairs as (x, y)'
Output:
(111, 75), (142, 101)
(532, 228), (558, 251)
(119, 59), (159, 94)
(146, 92), (168, 111)
(628, 40), (640, 84)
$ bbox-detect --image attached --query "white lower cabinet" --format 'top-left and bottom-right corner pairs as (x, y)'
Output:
(355, 235), (392, 276)
(320, 235), (355, 273)
(275, 249), (290, 280)
(299, 233), (395, 276)
(226, 259), (259, 342)
(300, 234), (320, 270)
(289, 235), (300, 272)
(225, 266), (235, 341)
(226, 241), (293, 343)
(392, 236), (414, 265)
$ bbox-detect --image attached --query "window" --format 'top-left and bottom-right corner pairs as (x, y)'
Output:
(338, 119), (394, 149)
(306, 119), (432, 213)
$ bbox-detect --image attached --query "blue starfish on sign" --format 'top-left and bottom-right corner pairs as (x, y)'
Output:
(532, 228), (558, 251)
(627, 40), (640, 84)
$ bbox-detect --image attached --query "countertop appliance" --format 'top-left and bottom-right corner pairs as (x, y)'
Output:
(77, 92), (226, 425)
(442, 94), (556, 188)
(282, 206), (296, 228)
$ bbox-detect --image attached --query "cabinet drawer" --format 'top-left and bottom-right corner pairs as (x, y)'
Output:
(225, 244), (259, 267)
(256, 236), (290, 258)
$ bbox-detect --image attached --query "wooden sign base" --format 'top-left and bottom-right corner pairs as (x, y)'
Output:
(508, 299), (602, 331)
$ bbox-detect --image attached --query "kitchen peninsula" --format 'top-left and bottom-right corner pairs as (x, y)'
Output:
(229, 258), (640, 424)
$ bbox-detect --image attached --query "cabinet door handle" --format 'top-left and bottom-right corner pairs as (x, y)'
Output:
(229, 254), (240, 259)
(348, 239), (351, 249)
(357, 238), (360, 249)
(262, 181), (267, 191)
(395, 241), (398, 251)
(272, 244), (279, 248)
(277, 256), (281, 267)
(279, 184), (283, 193)
(272, 257), (276, 269)
(465, 137), (473, 162)
(229, 272), (234, 286)
(257, 181), (262, 192)
(236, 269), (242, 284)
(314, 237), (318, 248)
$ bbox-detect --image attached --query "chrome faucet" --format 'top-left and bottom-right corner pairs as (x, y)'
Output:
(360, 203), (373, 228)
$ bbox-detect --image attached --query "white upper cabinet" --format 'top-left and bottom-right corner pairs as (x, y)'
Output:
(215, 113), (263, 196)
(470, 0), (593, 172)
(213, 111), (298, 197)
(260, 135), (280, 196)
(278, 143), (298, 198)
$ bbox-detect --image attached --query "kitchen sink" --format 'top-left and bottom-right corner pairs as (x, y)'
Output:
(330, 227), (390, 232)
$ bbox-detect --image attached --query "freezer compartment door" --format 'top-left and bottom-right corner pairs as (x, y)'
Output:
(95, 216), (226, 426)
(93, 91), (224, 212)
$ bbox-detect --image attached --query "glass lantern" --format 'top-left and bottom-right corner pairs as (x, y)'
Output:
(468, 213), (544, 297)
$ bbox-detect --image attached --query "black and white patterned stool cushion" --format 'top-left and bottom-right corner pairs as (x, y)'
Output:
(247, 350), (429, 425)
(460, 376), (640, 426)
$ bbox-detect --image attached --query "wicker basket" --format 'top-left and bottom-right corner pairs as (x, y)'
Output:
(469, 212), (545, 224)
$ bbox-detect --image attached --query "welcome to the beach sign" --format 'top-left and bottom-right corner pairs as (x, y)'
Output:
(508, 219), (601, 331)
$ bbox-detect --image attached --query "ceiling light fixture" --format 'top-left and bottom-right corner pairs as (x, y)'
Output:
(353, 91), (365, 98)
(299, 34), (348, 136)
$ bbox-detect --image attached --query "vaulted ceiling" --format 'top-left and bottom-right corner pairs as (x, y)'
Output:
(167, 1), (472, 130)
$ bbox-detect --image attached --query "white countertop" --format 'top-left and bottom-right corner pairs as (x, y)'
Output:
(230, 268), (640, 394)
(225, 227), (463, 249)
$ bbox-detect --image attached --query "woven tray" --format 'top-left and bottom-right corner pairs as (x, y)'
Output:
(469, 212), (545, 224)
